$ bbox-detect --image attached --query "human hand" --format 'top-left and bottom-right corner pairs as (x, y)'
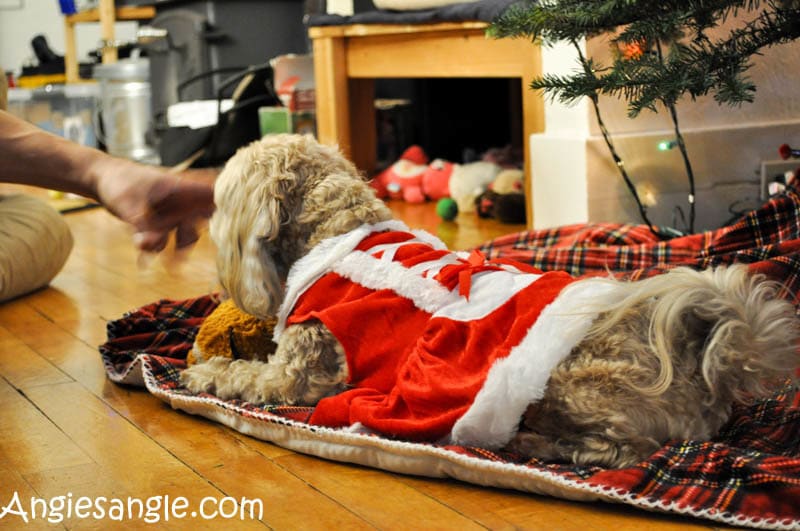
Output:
(92, 158), (216, 252)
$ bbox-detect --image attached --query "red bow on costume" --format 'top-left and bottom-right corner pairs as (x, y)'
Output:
(432, 250), (499, 299)
(436, 250), (546, 300)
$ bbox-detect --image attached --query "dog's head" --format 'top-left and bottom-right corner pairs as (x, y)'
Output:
(210, 134), (391, 319)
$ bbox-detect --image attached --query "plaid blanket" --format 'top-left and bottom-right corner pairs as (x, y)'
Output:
(478, 177), (800, 304)
(100, 178), (800, 530)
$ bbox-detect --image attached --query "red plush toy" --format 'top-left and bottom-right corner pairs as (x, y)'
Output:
(421, 159), (454, 201)
(370, 145), (429, 203)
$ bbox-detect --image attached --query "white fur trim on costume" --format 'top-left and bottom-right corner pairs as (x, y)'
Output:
(332, 245), (542, 322)
(450, 279), (629, 449)
(334, 250), (458, 313)
(434, 269), (541, 322)
(274, 220), (439, 340)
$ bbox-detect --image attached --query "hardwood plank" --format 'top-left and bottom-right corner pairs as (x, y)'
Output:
(395, 475), (722, 531)
(0, 302), (108, 392)
(12, 382), (264, 530)
(0, 286), (122, 378)
(98, 386), (373, 530)
(387, 200), (525, 250)
(22, 462), (261, 531)
(0, 464), (54, 531)
(274, 453), (485, 529)
(20, 382), (225, 499)
(0, 378), (92, 477)
(0, 326), (72, 390)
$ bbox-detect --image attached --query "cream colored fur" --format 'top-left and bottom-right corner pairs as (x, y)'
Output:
(182, 133), (800, 468)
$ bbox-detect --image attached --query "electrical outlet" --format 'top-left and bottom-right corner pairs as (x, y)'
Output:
(760, 159), (799, 199)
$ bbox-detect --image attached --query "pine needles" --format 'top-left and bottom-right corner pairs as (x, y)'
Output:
(490, 0), (800, 233)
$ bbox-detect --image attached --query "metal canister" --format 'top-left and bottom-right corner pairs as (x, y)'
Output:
(93, 58), (158, 163)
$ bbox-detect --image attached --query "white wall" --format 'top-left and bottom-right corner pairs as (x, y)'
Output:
(0, 2), (137, 76)
(531, 16), (800, 232)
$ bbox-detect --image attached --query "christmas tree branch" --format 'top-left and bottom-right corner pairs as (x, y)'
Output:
(494, 1), (800, 116)
(490, 0), (799, 233)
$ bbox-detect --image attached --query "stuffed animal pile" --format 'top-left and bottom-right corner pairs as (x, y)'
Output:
(370, 145), (526, 223)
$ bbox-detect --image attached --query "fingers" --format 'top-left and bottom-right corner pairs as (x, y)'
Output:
(174, 221), (201, 250)
(133, 217), (206, 253)
(133, 230), (170, 253)
(130, 180), (211, 251)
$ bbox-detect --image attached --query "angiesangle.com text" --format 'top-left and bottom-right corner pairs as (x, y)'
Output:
(0, 492), (264, 524)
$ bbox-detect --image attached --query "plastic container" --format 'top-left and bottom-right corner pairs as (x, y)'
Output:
(7, 84), (100, 147)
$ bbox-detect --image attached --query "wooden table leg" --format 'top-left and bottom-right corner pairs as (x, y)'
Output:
(348, 78), (376, 175)
(519, 44), (544, 229)
(312, 34), (351, 154)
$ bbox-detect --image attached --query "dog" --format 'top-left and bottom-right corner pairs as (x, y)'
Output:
(182, 133), (799, 468)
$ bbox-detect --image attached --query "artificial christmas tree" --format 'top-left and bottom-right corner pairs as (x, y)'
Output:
(491, 0), (800, 233)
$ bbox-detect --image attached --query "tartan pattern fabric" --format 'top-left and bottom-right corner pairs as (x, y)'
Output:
(478, 177), (800, 304)
(99, 177), (800, 529)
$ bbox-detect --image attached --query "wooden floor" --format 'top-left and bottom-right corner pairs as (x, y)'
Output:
(0, 195), (728, 530)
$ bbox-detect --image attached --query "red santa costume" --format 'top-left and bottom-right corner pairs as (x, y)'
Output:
(274, 220), (625, 449)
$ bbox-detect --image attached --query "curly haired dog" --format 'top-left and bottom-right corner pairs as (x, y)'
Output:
(182, 134), (799, 468)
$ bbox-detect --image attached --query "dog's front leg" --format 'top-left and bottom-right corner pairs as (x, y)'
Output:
(181, 321), (347, 406)
(269, 321), (348, 405)
(181, 356), (249, 399)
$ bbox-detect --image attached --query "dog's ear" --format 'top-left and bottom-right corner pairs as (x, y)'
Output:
(211, 140), (301, 319)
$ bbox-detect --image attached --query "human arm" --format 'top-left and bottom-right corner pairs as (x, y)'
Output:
(0, 109), (216, 251)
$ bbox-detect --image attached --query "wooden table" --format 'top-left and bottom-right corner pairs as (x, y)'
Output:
(309, 21), (543, 227)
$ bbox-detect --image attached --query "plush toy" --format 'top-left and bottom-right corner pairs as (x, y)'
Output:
(448, 161), (502, 214)
(373, 148), (501, 211)
(370, 145), (429, 203)
(421, 159), (454, 201)
(188, 298), (278, 366)
(481, 144), (523, 169)
(490, 168), (525, 195)
(474, 168), (527, 224)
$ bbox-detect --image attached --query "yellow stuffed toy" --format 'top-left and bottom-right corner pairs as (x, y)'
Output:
(189, 299), (278, 365)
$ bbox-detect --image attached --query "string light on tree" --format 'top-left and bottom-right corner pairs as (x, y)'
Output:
(658, 140), (677, 152)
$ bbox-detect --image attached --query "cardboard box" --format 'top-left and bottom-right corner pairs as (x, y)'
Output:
(271, 54), (316, 112)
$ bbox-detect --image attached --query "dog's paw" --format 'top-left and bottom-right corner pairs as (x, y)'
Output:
(180, 356), (233, 395)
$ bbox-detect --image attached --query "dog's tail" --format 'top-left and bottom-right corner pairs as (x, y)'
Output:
(591, 265), (799, 403)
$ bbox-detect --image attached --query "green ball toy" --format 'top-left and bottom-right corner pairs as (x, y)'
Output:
(436, 198), (458, 221)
